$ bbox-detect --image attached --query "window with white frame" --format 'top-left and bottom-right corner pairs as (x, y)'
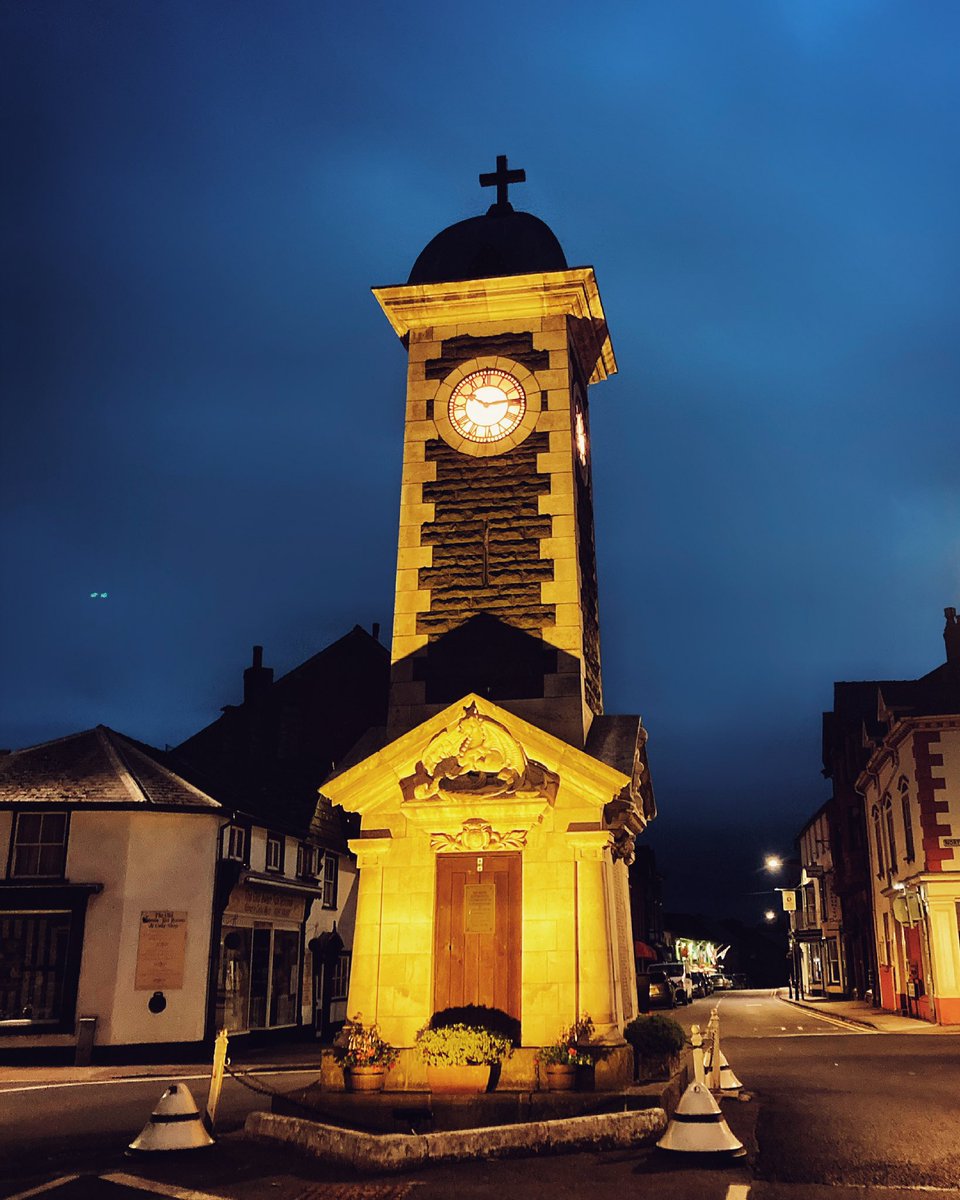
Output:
(296, 842), (317, 879)
(224, 824), (247, 863)
(265, 833), (284, 873)
(899, 778), (915, 862)
(10, 813), (68, 878)
(321, 851), (338, 909)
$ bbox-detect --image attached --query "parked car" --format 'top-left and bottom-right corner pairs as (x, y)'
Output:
(644, 967), (676, 1008)
(689, 970), (710, 998)
(656, 961), (693, 1005)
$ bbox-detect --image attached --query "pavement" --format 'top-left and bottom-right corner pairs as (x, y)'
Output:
(0, 1042), (324, 1088)
(775, 987), (960, 1033)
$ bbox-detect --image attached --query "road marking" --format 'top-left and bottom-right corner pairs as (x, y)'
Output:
(3, 1176), (79, 1200)
(102, 1174), (230, 1200)
(725, 1186), (751, 1199)
(0, 1067), (320, 1096)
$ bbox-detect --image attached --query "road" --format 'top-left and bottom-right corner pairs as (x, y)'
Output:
(1, 991), (959, 1200)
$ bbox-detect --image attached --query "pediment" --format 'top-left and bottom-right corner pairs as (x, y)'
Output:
(320, 693), (631, 826)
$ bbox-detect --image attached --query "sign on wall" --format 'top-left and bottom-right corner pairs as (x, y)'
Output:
(464, 883), (496, 934)
(135, 911), (188, 990)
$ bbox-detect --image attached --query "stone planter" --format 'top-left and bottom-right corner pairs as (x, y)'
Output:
(543, 1063), (576, 1091)
(344, 1065), (387, 1092)
(635, 1051), (679, 1082)
(426, 1064), (491, 1094)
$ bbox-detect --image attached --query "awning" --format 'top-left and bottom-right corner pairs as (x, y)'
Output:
(240, 871), (325, 899)
(635, 940), (658, 960)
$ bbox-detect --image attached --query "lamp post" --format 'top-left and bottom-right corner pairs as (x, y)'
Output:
(764, 854), (803, 1001)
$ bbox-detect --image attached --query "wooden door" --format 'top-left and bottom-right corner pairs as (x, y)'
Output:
(434, 853), (521, 1022)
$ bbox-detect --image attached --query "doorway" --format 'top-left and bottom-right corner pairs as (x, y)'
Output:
(433, 852), (521, 1022)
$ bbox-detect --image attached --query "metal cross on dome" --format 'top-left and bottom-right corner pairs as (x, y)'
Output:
(479, 154), (526, 210)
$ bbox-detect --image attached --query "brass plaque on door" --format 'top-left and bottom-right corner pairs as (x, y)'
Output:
(464, 883), (496, 934)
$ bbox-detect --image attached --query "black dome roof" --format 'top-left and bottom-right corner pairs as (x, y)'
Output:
(408, 206), (567, 285)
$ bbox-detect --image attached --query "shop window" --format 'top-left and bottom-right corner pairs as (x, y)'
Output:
(265, 834), (284, 873)
(327, 950), (351, 1028)
(899, 779), (915, 862)
(215, 923), (301, 1034)
(10, 813), (68, 878)
(223, 824), (248, 864)
(269, 929), (300, 1027)
(825, 938), (841, 986)
(0, 911), (72, 1023)
(321, 852), (339, 909)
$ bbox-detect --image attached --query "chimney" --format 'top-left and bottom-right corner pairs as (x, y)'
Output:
(243, 644), (274, 705)
(372, 622), (381, 643)
(945, 607), (960, 665)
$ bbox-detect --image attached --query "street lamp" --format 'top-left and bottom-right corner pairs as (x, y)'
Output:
(764, 909), (777, 923)
(764, 854), (783, 872)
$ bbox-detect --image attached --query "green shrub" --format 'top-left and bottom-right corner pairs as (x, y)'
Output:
(414, 1023), (514, 1066)
(428, 1005), (520, 1046)
(624, 1014), (686, 1058)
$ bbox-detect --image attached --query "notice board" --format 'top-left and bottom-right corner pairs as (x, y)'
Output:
(135, 911), (188, 990)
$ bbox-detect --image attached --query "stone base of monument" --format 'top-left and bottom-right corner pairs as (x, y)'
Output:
(245, 1049), (691, 1168)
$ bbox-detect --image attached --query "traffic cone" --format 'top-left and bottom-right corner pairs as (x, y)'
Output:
(703, 1048), (743, 1092)
(656, 1080), (746, 1156)
(128, 1083), (215, 1152)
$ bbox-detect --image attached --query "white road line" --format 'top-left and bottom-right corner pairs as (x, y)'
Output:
(0, 1068), (320, 1096)
(3, 1175), (79, 1200)
(724, 1185), (751, 1200)
(102, 1173), (230, 1200)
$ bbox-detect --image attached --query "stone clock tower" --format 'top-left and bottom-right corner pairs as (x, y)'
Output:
(321, 160), (654, 1076)
(374, 156), (615, 750)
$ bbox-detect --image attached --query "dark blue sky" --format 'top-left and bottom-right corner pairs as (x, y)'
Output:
(2, 2), (958, 919)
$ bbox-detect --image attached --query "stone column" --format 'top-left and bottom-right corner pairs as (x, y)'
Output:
(345, 836), (392, 1025)
(567, 829), (621, 1043)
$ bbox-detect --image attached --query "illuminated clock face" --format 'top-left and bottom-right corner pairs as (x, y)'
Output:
(448, 369), (526, 443)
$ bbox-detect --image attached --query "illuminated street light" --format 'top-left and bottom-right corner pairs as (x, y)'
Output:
(764, 909), (777, 922)
(764, 854), (783, 872)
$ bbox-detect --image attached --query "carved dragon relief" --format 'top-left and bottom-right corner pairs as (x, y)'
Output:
(400, 703), (560, 805)
(431, 819), (528, 854)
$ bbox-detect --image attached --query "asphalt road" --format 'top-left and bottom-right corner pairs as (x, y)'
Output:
(2, 991), (959, 1200)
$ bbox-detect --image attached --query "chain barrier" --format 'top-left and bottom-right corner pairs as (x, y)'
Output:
(223, 1057), (320, 1099)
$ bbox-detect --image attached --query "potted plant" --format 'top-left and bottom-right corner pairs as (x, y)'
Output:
(624, 1013), (686, 1081)
(415, 1005), (516, 1093)
(538, 1013), (596, 1090)
(332, 1014), (398, 1092)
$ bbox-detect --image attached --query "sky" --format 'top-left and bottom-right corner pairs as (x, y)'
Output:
(2, 1), (959, 922)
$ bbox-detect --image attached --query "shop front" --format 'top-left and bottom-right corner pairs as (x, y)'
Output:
(215, 877), (321, 1037)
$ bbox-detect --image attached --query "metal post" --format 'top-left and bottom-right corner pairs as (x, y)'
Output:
(204, 1028), (229, 1133)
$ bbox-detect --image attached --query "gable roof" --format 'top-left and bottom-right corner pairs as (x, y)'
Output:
(0, 726), (221, 812)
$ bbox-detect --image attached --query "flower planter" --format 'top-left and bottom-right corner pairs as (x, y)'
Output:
(543, 1063), (576, 1091)
(344, 1065), (386, 1092)
(426, 1064), (491, 1094)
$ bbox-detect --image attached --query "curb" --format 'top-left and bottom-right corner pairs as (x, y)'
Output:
(244, 1106), (667, 1173)
(776, 993), (878, 1032)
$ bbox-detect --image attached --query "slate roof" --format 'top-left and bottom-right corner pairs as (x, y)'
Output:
(0, 726), (221, 812)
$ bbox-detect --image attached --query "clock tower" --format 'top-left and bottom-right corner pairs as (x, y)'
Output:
(322, 160), (652, 1066)
(375, 156), (616, 749)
